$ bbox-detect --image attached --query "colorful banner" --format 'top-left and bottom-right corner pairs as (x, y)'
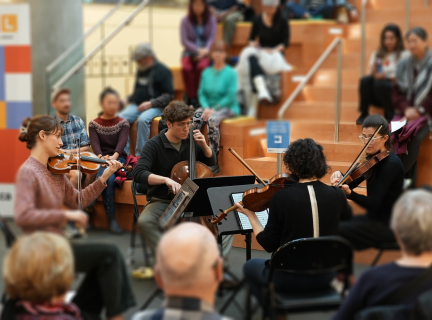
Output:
(0, 4), (32, 217)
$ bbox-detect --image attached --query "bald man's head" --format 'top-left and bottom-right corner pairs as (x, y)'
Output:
(156, 223), (220, 289)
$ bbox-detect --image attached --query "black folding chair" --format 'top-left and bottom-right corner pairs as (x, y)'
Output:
(128, 181), (151, 267)
(246, 236), (353, 320)
(370, 242), (400, 267)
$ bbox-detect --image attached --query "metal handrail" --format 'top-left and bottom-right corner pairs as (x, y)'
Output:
(405, 0), (410, 32)
(360, 0), (368, 76)
(46, 0), (126, 73)
(52, 0), (149, 90)
(276, 37), (343, 173)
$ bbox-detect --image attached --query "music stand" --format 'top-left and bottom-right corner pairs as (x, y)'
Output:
(184, 175), (256, 217)
(207, 183), (264, 261)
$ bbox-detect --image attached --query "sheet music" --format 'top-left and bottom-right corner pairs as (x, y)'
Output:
(231, 193), (269, 230)
(391, 119), (407, 133)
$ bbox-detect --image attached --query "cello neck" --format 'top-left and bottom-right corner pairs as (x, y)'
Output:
(189, 120), (196, 180)
(228, 148), (267, 186)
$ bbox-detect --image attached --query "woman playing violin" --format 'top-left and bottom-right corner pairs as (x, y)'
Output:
(14, 115), (135, 320)
(236, 138), (351, 306)
(331, 114), (404, 250)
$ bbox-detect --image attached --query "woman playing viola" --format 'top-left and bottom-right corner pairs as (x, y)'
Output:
(332, 114), (405, 250)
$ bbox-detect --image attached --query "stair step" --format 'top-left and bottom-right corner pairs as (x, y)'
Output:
(371, 0), (431, 8)
(301, 85), (358, 102)
(288, 120), (362, 142)
(322, 52), (360, 69)
(312, 68), (361, 85)
(283, 101), (358, 122)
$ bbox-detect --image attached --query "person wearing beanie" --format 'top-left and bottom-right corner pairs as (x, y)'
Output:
(119, 43), (174, 156)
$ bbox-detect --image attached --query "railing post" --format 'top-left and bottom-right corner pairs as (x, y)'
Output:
(334, 40), (343, 143)
(425, 0), (428, 7)
(277, 153), (282, 174)
(361, 0), (367, 76)
(405, 0), (410, 32)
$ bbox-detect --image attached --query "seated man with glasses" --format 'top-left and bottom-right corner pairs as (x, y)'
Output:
(330, 114), (404, 250)
(132, 101), (216, 278)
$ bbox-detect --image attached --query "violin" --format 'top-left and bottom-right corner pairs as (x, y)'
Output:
(211, 148), (297, 224)
(337, 123), (387, 187)
(47, 150), (132, 175)
(169, 120), (218, 237)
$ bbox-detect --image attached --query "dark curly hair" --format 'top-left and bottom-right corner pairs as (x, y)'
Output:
(283, 138), (330, 180)
(164, 100), (195, 123)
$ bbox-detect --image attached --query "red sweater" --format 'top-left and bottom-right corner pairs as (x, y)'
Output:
(89, 116), (130, 159)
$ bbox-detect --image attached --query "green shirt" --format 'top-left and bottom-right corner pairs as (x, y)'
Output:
(198, 65), (240, 115)
(170, 141), (182, 152)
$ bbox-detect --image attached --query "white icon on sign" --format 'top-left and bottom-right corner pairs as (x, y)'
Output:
(275, 135), (282, 144)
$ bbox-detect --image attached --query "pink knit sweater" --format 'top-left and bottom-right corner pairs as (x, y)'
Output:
(14, 157), (106, 234)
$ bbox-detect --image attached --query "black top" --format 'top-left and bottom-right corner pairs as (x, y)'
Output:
(128, 61), (175, 109)
(133, 129), (216, 201)
(256, 181), (352, 253)
(249, 12), (290, 49)
(333, 262), (432, 320)
(347, 152), (404, 224)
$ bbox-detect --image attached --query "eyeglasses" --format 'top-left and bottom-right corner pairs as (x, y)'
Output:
(359, 135), (384, 144)
(176, 121), (192, 129)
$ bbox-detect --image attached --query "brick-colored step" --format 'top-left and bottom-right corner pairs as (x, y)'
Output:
(312, 69), (361, 85)
(288, 120), (362, 142)
(283, 101), (358, 122)
(301, 85), (358, 102)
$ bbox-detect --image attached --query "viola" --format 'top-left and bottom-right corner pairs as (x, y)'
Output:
(337, 123), (387, 187)
(211, 148), (297, 224)
(47, 150), (132, 175)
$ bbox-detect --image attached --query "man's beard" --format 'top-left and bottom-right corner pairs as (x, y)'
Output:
(138, 64), (150, 72)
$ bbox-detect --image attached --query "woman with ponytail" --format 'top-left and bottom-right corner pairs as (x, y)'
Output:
(15, 115), (135, 320)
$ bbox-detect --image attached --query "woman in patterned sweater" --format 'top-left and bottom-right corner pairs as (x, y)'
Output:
(89, 87), (130, 234)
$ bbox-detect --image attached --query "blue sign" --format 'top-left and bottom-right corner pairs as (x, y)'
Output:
(267, 121), (291, 153)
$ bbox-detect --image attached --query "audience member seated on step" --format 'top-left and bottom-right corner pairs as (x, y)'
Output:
(235, 138), (352, 306)
(356, 24), (408, 125)
(236, 0), (291, 117)
(181, 0), (217, 108)
(132, 222), (230, 320)
(14, 115), (136, 320)
(332, 115), (405, 251)
(392, 27), (432, 177)
(208, 0), (244, 49)
(89, 87), (130, 235)
(285, 0), (334, 19)
(195, 40), (240, 174)
(119, 43), (174, 156)
(51, 87), (94, 190)
(334, 190), (432, 320)
(1, 232), (84, 320)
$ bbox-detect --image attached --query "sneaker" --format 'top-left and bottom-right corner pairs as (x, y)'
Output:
(356, 114), (368, 125)
(132, 266), (154, 280)
(109, 220), (124, 235)
(403, 179), (412, 190)
(64, 222), (85, 239)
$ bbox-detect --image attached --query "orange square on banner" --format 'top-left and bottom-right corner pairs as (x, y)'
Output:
(0, 102), (6, 129)
(1, 15), (18, 33)
(5, 46), (32, 73)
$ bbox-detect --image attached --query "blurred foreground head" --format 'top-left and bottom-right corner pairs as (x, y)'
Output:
(155, 222), (223, 303)
(3, 232), (74, 303)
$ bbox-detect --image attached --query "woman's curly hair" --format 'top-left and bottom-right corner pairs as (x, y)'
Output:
(283, 138), (330, 180)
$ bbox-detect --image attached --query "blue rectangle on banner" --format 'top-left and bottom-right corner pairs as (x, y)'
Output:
(267, 121), (290, 153)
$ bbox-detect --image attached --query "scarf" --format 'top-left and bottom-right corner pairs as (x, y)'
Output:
(396, 48), (432, 107)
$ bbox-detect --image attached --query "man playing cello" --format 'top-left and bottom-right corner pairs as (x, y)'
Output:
(132, 101), (216, 278)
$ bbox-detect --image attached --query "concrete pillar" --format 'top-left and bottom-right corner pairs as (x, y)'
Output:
(29, 0), (85, 120)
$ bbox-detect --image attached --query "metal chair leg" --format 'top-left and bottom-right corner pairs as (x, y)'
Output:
(371, 249), (384, 267)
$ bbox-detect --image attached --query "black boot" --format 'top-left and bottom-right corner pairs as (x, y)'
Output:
(356, 113), (368, 125)
(109, 219), (124, 235)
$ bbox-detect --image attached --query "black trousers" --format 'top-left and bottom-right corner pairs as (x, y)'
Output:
(339, 215), (395, 250)
(359, 76), (394, 121)
(400, 123), (430, 174)
(71, 242), (136, 319)
(249, 55), (264, 93)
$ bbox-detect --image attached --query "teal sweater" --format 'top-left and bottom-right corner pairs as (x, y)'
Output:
(198, 65), (240, 115)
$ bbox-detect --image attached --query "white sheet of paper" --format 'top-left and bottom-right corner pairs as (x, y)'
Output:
(391, 119), (407, 133)
(231, 193), (269, 230)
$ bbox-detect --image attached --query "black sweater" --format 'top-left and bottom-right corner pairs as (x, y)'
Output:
(256, 181), (352, 253)
(347, 152), (404, 224)
(133, 129), (216, 201)
(249, 12), (290, 49)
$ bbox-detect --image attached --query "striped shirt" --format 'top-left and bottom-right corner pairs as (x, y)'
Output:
(56, 114), (90, 150)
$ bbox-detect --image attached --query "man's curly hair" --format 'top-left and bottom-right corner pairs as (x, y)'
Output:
(283, 138), (330, 180)
(164, 100), (195, 123)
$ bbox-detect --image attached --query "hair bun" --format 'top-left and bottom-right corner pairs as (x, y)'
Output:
(18, 117), (31, 143)
(18, 132), (28, 143)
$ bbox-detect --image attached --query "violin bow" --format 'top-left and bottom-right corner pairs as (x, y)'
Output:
(229, 148), (267, 186)
(337, 123), (383, 187)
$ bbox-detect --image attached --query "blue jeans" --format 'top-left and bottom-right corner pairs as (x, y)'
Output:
(244, 258), (335, 307)
(96, 157), (126, 221)
(118, 104), (164, 156)
(286, 0), (334, 19)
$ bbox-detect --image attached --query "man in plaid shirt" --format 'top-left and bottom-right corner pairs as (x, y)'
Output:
(51, 88), (93, 189)
(132, 223), (232, 320)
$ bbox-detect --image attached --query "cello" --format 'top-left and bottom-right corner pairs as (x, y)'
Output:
(169, 120), (218, 237)
(211, 148), (297, 224)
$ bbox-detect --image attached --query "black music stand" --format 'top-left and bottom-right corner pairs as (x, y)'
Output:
(207, 183), (264, 262)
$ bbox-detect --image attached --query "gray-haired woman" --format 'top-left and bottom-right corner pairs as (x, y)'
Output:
(334, 189), (432, 320)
